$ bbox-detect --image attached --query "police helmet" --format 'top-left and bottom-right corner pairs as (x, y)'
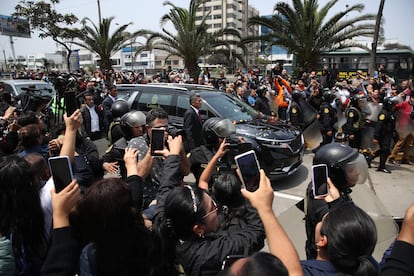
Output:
(120, 111), (146, 128)
(350, 93), (366, 108)
(322, 90), (335, 103)
(292, 90), (306, 102)
(256, 86), (267, 97)
(382, 96), (399, 111)
(111, 99), (129, 119)
(202, 117), (236, 146)
(313, 143), (368, 189)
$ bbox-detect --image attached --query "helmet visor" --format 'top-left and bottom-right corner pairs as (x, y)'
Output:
(343, 153), (368, 185)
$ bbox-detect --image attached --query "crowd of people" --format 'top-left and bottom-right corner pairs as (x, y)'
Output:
(0, 64), (414, 275)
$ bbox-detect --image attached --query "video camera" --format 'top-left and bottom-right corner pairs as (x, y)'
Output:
(167, 125), (186, 138)
(16, 87), (54, 113)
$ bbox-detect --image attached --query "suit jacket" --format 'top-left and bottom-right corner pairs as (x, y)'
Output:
(80, 105), (106, 138)
(183, 107), (202, 152)
(102, 95), (115, 123)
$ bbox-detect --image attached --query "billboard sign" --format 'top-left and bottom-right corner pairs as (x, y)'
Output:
(0, 15), (31, 38)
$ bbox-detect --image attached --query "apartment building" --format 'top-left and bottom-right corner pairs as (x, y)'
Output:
(194, 0), (260, 68)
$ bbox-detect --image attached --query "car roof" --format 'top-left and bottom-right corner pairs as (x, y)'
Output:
(117, 83), (218, 92)
(2, 79), (49, 85)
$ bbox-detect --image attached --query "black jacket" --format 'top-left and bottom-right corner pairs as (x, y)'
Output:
(80, 105), (106, 138)
(154, 155), (265, 276)
(183, 107), (202, 153)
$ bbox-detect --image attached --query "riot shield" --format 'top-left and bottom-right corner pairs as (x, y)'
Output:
(299, 98), (317, 127)
(277, 184), (398, 261)
(361, 102), (383, 151)
(303, 119), (322, 149)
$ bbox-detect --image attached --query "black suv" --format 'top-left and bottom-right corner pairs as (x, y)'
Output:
(120, 83), (304, 177)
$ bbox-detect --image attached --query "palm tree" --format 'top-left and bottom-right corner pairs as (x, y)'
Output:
(135, 0), (246, 79)
(246, 0), (377, 72)
(73, 17), (133, 71)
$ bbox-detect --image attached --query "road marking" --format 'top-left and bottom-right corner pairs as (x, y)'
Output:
(274, 191), (303, 201)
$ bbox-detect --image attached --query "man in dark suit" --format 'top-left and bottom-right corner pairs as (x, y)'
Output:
(80, 92), (106, 140)
(184, 93), (203, 153)
(102, 85), (118, 124)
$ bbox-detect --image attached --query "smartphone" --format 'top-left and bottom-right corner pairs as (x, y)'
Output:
(150, 128), (165, 156)
(221, 255), (245, 271)
(48, 156), (74, 193)
(64, 91), (77, 116)
(234, 150), (261, 192)
(312, 164), (329, 198)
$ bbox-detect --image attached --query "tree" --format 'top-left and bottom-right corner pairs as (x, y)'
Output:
(246, 0), (376, 72)
(72, 17), (133, 71)
(14, 0), (79, 71)
(135, 0), (245, 79)
(369, 0), (385, 76)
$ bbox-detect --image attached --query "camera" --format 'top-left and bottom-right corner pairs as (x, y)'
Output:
(166, 125), (185, 138)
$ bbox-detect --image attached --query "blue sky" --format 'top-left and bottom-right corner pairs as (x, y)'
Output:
(0, 0), (413, 58)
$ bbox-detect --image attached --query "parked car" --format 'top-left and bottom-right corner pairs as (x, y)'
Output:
(121, 83), (304, 177)
(1, 79), (57, 98)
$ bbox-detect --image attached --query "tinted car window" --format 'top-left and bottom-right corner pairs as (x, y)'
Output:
(202, 93), (259, 122)
(176, 95), (190, 117)
(134, 92), (173, 114)
(14, 83), (55, 97)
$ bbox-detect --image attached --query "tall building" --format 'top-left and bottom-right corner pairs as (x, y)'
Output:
(194, 0), (260, 69)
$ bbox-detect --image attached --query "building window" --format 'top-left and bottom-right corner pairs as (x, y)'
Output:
(155, 61), (162, 66)
(213, 23), (222, 28)
(213, 5), (221, 10)
(213, 14), (222, 19)
(173, 60), (179, 65)
(140, 53), (148, 57)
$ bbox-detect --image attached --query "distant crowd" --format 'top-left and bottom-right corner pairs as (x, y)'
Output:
(0, 64), (414, 276)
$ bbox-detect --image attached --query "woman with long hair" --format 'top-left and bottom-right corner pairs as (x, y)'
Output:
(153, 136), (265, 275)
(0, 155), (47, 275)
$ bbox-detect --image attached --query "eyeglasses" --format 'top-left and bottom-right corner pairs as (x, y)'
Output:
(202, 193), (218, 219)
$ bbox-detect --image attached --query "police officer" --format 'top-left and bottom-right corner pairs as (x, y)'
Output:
(189, 117), (237, 185)
(301, 143), (368, 259)
(317, 90), (337, 147)
(107, 99), (130, 145)
(370, 97), (398, 173)
(288, 90), (306, 130)
(343, 93), (368, 149)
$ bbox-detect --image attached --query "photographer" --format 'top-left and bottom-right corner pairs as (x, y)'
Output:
(120, 108), (190, 212)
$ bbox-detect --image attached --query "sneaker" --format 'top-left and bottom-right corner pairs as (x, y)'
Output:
(388, 159), (400, 166)
(377, 168), (391, 174)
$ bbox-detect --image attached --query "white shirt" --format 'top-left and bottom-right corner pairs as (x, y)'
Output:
(87, 105), (100, 132)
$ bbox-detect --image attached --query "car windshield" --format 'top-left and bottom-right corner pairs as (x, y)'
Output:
(202, 93), (259, 123)
(15, 83), (56, 97)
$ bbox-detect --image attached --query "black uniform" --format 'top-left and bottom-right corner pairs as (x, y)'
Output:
(343, 106), (366, 149)
(318, 102), (337, 146)
(288, 101), (305, 130)
(373, 109), (396, 171)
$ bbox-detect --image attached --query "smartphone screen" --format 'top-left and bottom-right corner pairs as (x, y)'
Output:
(48, 156), (74, 193)
(312, 164), (329, 198)
(64, 91), (77, 116)
(234, 150), (260, 192)
(150, 128), (165, 156)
